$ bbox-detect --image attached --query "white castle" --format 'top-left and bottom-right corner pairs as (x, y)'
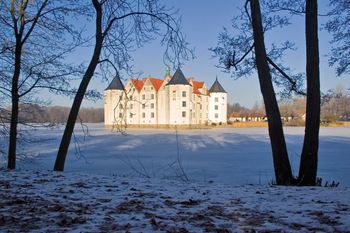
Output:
(104, 67), (227, 127)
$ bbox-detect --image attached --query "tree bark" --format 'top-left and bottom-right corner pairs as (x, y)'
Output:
(298, 0), (320, 186)
(54, 0), (103, 171)
(249, 0), (294, 185)
(7, 38), (22, 169)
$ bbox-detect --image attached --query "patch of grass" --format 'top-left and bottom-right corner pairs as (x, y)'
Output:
(321, 121), (350, 127)
(228, 121), (268, 128)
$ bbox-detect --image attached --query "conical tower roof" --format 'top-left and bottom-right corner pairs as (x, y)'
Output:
(166, 68), (191, 86)
(105, 74), (124, 90)
(209, 77), (226, 93)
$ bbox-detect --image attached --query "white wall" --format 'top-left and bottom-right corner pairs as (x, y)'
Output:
(209, 93), (227, 124)
(168, 85), (192, 125)
(104, 89), (126, 126)
(139, 80), (157, 125)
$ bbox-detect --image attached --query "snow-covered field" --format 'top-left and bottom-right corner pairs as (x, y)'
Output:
(0, 170), (350, 232)
(1, 124), (350, 232)
(5, 124), (350, 186)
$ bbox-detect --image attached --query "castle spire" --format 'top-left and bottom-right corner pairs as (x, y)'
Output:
(209, 77), (226, 93)
(165, 65), (171, 76)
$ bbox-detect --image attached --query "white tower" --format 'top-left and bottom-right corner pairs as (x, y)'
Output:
(165, 68), (192, 125)
(104, 75), (125, 126)
(208, 78), (227, 124)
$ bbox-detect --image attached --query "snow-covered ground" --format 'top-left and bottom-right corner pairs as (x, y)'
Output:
(0, 124), (350, 232)
(1, 170), (349, 232)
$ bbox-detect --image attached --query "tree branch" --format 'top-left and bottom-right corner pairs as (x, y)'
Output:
(103, 12), (175, 38)
(267, 56), (306, 96)
(234, 43), (254, 70)
(21, 0), (49, 45)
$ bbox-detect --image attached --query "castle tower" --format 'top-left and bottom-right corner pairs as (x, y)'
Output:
(104, 74), (125, 126)
(208, 77), (227, 124)
(165, 68), (192, 125)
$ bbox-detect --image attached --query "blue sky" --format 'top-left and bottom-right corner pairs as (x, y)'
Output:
(53, 0), (349, 108)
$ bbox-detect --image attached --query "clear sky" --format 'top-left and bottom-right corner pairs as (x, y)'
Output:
(52, 0), (349, 108)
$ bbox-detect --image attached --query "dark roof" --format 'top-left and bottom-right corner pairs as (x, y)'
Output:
(209, 78), (226, 93)
(166, 68), (191, 86)
(105, 75), (124, 90)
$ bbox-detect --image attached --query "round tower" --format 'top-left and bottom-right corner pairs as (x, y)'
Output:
(104, 75), (125, 126)
(208, 77), (227, 124)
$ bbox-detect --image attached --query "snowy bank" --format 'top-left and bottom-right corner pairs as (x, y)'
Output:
(0, 170), (349, 232)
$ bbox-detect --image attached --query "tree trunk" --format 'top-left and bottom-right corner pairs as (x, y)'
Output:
(7, 37), (22, 169)
(54, 0), (103, 171)
(249, 0), (294, 185)
(298, 0), (320, 186)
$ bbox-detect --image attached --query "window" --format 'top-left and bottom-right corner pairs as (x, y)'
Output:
(142, 94), (145, 100)
(119, 113), (123, 118)
(130, 104), (133, 109)
(182, 91), (186, 97)
(215, 97), (218, 102)
(151, 86), (154, 90)
(200, 104), (202, 110)
(151, 112), (155, 118)
(172, 90), (176, 100)
(119, 104), (123, 109)
(182, 111), (186, 117)
(151, 94), (154, 99)
(129, 113), (133, 118)
(142, 113), (146, 118)
(215, 105), (218, 110)
(215, 113), (218, 118)
(182, 101), (186, 107)
(142, 104), (145, 109)
(151, 103), (154, 109)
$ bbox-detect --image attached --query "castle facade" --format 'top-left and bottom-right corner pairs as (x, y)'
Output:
(104, 68), (227, 127)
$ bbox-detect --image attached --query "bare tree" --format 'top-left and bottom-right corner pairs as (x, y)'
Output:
(325, 0), (350, 76)
(298, 0), (320, 185)
(212, 0), (321, 185)
(0, 1), (84, 169)
(322, 85), (350, 121)
(54, 0), (192, 171)
(249, 0), (294, 185)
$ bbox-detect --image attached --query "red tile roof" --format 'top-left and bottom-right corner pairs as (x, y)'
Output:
(192, 81), (204, 95)
(131, 79), (145, 92)
(148, 78), (164, 91)
(132, 76), (208, 95)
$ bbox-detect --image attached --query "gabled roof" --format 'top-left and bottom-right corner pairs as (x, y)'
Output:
(166, 68), (191, 86)
(131, 79), (145, 92)
(192, 81), (204, 95)
(148, 78), (164, 91)
(105, 75), (124, 90)
(209, 78), (226, 93)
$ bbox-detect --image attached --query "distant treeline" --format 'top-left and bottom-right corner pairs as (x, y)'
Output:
(1, 104), (104, 123)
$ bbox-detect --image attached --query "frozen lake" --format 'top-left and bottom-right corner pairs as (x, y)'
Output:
(2, 124), (350, 186)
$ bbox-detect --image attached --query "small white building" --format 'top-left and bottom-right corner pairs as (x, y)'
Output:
(104, 68), (227, 127)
